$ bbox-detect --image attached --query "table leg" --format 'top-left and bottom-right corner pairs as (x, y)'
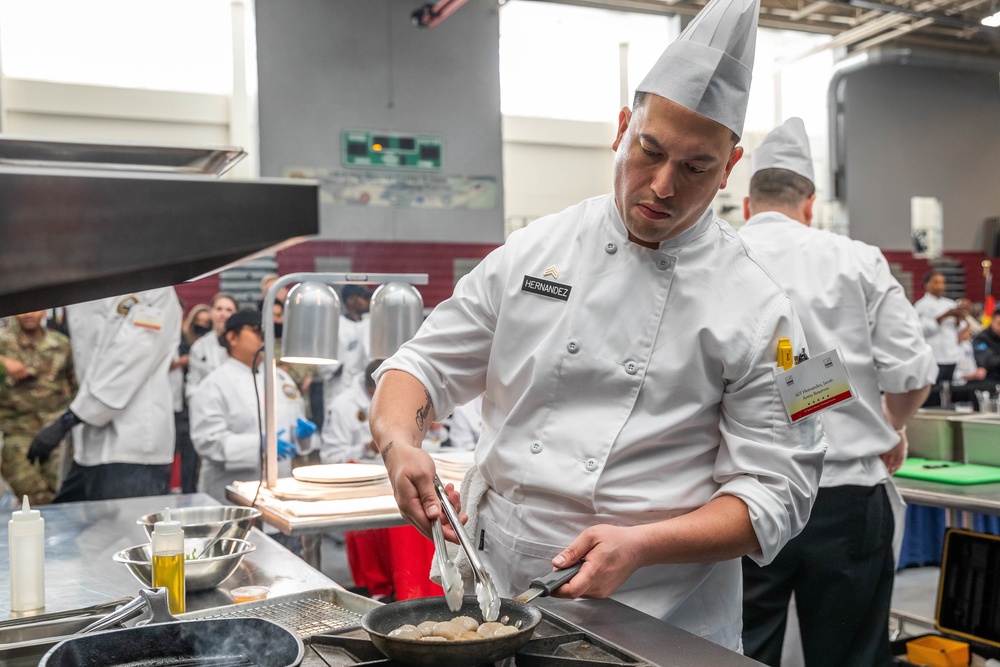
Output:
(302, 534), (322, 570)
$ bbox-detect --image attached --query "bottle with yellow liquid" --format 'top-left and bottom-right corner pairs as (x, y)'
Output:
(150, 508), (185, 614)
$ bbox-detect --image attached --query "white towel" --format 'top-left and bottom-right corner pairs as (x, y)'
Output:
(430, 464), (488, 587)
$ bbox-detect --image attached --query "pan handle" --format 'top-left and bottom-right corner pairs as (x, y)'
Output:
(134, 588), (177, 627)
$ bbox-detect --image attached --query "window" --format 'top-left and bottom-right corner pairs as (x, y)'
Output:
(0, 0), (233, 93)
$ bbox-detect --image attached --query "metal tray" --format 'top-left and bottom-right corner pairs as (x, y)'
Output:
(0, 136), (246, 176)
(179, 587), (380, 637)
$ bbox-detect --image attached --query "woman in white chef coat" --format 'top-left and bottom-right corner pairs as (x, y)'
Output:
(185, 292), (238, 402)
(189, 310), (313, 503)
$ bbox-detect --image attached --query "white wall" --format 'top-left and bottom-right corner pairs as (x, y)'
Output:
(501, 115), (616, 234)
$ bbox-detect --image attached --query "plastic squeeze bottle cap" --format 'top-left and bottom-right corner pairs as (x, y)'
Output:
(151, 508), (184, 553)
(9, 495), (45, 612)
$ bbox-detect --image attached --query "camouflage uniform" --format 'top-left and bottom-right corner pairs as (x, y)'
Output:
(0, 321), (77, 505)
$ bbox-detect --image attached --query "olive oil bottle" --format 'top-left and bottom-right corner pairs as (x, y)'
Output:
(151, 508), (185, 614)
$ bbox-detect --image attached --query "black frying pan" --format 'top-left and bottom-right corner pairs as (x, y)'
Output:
(361, 595), (542, 667)
(39, 588), (303, 667)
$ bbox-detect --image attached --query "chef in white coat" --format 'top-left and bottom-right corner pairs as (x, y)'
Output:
(185, 292), (238, 401)
(189, 310), (314, 503)
(319, 358), (383, 464)
(737, 118), (936, 667)
(368, 0), (825, 650)
(31, 287), (183, 501)
(914, 270), (968, 395)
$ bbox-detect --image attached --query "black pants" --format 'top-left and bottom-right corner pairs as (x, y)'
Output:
(174, 409), (200, 494)
(742, 485), (895, 667)
(54, 461), (172, 503)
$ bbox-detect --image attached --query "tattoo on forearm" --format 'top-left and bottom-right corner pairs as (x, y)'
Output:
(416, 390), (432, 432)
(381, 442), (393, 461)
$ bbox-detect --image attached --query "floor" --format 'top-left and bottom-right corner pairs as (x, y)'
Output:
(314, 530), (942, 666)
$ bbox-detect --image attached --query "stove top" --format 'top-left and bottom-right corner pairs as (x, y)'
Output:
(301, 610), (653, 666)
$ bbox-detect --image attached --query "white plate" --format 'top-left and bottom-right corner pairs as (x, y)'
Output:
(292, 463), (388, 485)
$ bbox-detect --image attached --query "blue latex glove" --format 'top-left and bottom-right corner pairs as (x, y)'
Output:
(296, 417), (318, 440)
(276, 429), (299, 460)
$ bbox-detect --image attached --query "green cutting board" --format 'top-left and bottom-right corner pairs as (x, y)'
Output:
(894, 458), (1000, 485)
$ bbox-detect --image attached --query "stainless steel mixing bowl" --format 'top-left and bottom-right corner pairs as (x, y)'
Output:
(137, 506), (261, 541)
(113, 538), (255, 592)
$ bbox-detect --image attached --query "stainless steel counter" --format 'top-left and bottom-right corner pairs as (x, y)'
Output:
(536, 596), (764, 666)
(895, 475), (1000, 528)
(0, 493), (337, 623)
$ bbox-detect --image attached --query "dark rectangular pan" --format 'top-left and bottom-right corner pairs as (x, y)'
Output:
(38, 588), (303, 667)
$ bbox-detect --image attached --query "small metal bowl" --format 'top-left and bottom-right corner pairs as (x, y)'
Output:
(113, 538), (255, 592)
(137, 506), (261, 541)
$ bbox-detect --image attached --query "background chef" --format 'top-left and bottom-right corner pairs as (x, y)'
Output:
(30, 287), (182, 501)
(368, 0), (825, 651)
(737, 117), (936, 667)
(189, 309), (314, 504)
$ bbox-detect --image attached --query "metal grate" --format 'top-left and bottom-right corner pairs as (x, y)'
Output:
(194, 598), (363, 638)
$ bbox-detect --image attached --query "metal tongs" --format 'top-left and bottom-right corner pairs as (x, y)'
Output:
(433, 475), (501, 621)
(431, 516), (464, 612)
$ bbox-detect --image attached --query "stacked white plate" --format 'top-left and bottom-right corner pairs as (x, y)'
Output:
(431, 450), (475, 484)
(258, 463), (393, 501)
(292, 463), (388, 485)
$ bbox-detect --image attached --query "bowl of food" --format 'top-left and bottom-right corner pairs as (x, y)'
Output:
(113, 538), (255, 592)
(137, 506), (261, 541)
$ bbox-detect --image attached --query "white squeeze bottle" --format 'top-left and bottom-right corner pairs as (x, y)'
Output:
(151, 508), (185, 614)
(9, 495), (45, 612)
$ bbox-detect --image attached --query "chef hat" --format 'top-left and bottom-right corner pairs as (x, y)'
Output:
(750, 117), (814, 184)
(635, 0), (760, 138)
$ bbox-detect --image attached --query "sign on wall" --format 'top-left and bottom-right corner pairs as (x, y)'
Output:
(342, 130), (442, 170)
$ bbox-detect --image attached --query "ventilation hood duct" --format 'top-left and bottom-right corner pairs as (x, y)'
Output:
(0, 137), (320, 318)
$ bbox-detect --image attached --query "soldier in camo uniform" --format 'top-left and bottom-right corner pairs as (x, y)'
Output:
(0, 310), (77, 505)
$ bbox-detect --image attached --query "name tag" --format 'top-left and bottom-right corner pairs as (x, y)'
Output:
(776, 348), (857, 423)
(521, 275), (571, 301)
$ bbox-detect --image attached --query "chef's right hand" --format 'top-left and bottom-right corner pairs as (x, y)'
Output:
(380, 441), (462, 539)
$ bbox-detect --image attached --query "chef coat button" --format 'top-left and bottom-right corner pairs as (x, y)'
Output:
(656, 259), (669, 270)
(531, 442), (543, 454)
(605, 242), (617, 254)
(585, 458), (598, 471)
(567, 340), (579, 353)
(624, 360), (638, 375)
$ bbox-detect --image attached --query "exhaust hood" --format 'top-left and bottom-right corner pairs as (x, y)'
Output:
(0, 137), (320, 318)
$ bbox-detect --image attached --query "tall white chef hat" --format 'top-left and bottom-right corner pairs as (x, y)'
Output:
(749, 117), (814, 184)
(635, 0), (761, 139)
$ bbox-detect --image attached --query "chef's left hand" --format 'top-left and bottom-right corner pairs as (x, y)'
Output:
(276, 430), (299, 460)
(548, 524), (645, 600)
(880, 428), (907, 475)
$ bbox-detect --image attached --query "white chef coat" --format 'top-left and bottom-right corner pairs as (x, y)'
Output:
(740, 212), (937, 488)
(378, 194), (825, 649)
(319, 315), (370, 408)
(953, 339), (979, 386)
(319, 375), (377, 464)
(914, 292), (963, 365)
(446, 395), (483, 450)
(67, 288), (183, 466)
(189, 357), (311, 503)
(185, 332), (227, 402)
